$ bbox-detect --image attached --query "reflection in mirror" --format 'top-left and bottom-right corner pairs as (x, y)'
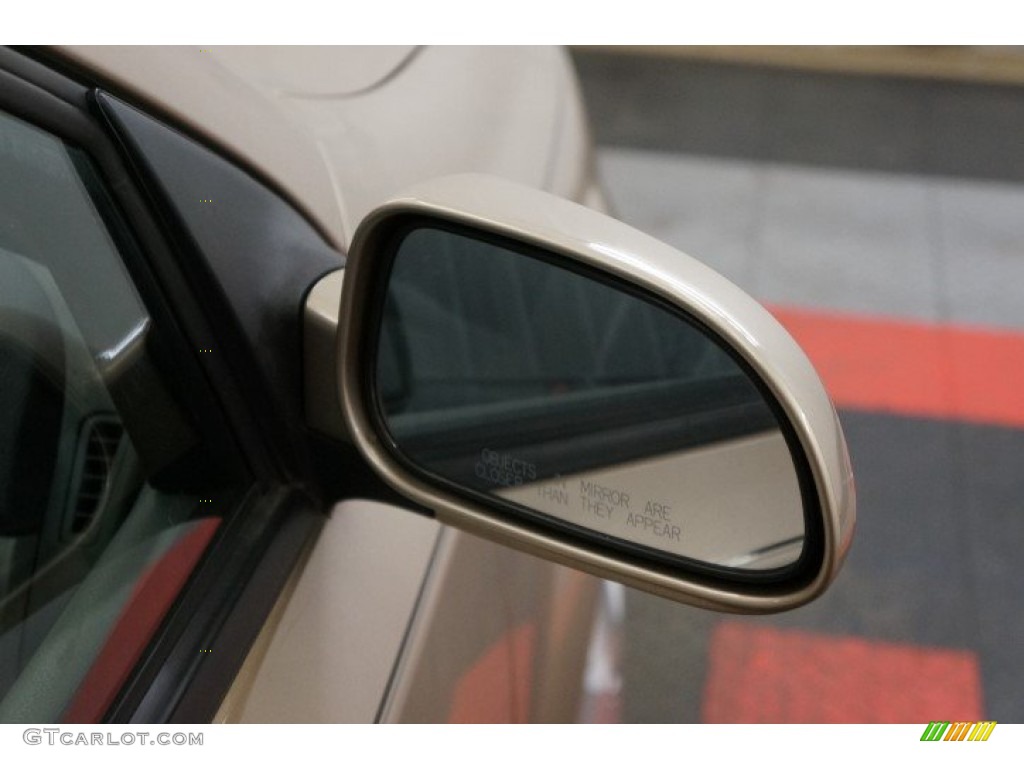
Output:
(375, 227), (805, 571)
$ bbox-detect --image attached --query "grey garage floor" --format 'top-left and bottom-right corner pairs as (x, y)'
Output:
(572, 49), (1024, 723)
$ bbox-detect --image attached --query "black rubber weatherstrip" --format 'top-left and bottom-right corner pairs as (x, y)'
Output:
(106, 487), (324, 724)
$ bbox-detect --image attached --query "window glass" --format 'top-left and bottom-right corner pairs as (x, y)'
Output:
(0, 110), (237, 722)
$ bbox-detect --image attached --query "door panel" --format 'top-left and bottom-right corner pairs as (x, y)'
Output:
(379, 529), (600, 723)
(216, 501), (440, 723)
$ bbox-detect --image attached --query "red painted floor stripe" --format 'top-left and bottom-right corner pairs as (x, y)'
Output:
(770, 305), (1024, 429)
(702, 622), (984, 723)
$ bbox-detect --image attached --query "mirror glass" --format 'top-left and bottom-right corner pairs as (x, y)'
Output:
(374, 226), (806, 572)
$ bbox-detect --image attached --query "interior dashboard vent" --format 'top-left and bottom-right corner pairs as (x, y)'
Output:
(69, 415), (124, 536)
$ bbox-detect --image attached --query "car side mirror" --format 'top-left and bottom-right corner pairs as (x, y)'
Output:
(318, 174), (854, 612)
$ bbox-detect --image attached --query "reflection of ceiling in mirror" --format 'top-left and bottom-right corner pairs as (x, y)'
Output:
(498, 431), (803, 571)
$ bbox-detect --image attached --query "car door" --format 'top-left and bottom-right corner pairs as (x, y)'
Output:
(0, 45), (600, 724)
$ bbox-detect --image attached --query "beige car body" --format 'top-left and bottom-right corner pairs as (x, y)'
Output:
(54, 45), (607, 723)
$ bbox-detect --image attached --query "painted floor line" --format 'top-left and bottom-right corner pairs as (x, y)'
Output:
(702, 621), (984, 724)
(770, 305), (1024, 430)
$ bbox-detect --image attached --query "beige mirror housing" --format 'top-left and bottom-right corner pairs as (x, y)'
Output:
(321, 173), (855, 613)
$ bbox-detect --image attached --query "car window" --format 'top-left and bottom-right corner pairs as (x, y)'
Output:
(0, 109), (243, 723)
